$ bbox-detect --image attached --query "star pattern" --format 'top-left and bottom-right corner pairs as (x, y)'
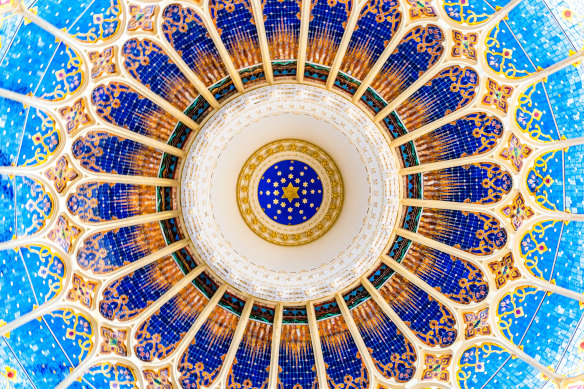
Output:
(258, 160), (323, 225)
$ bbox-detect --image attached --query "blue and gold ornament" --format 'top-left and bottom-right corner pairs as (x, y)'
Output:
(237, 139), (343, 246)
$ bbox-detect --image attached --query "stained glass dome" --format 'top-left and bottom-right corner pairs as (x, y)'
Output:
(1, 0), (584, 387)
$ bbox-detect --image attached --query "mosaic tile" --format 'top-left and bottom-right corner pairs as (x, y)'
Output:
(100, 326), (128, 356)
(58, 97), (93, 134)
(0, 175), (53, 243)
(421, 353), (451, 381)
(127, 4), (158, 32)
(0, 98), (60, 167)
(71, 362), (138, 389)
(47, 214), (81, 253)
(487, 253), (521, 289)
(44, 155), (79, 193)
(482, 78), (514, 113)
(340, 0), (401, 81)
(452, 30), (478, 60)
(88, 46), (117, 79)
(72, 131), (163, 177)
(0, 245), (65, 323)
(162, 4), (228, 86)
(143, 367), (172, 389)
(66, 272), (98, 309)
(306, 0), (352, 67)
(520, 220), (584, 294)
(179, 304), (239, 388)
(422, 162), (512, 204)
(99, 256), (183, 321)
(77, 221), (167, 274)
(418, 208), (507, 256)
(501, 193), (535, 231)
(398, 242), (488, 304)
(35, 0), (121, 42)
(499, 134), (533, 172)
(463, 308), (491, 339)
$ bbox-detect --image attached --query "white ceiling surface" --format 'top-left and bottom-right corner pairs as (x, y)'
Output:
(181, 84), (400, 302)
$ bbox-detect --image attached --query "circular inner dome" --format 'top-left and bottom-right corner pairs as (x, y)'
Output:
(181, 84), (400, 302)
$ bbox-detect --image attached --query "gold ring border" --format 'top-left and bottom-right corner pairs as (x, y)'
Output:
(237, 139), (344, 246)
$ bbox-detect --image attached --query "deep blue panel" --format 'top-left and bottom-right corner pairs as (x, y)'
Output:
(162, 3), (228, 86)
(228, 318), (273, 389)
(100, 256), (183, 321)
(209, 0), (264, 70)
(77, 222), (167, 274)
(72, 131), (162, 176)
(351, 298), (416, 382)
(306, 0), (352, 67)
(340, 0), (401, 80)
(122, 38), (198, 111)
(371, 24), (444, 103)
(395, 66), (479, 131)
(380, 274), (457, 347)
(419, 208), (507, 256)
(279, 324), (318, 389)
(318, 315), (369, 389)
(179, 305), (239, 388)
(263, 0), (302, 60)
(67, 182), (157, 223)
(91, 82), (177, 142)
(415, 113), (503, 162)
(135, 283), (209, 361)
(399, 242), (489, 304)
(423, 163), (512, 204)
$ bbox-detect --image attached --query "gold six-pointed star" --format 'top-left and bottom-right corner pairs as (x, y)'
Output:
(281, 182), (300, 202)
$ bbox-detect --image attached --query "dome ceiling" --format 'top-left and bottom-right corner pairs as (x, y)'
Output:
(0, 0), (583, 388)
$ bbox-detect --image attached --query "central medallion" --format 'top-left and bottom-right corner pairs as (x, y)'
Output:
(237, 139), (343, 246)
(258, 159), (323, 225)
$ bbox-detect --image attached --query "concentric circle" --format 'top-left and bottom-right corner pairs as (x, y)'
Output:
(237, 139), (343, 246)
(181, 84), (399, 302)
